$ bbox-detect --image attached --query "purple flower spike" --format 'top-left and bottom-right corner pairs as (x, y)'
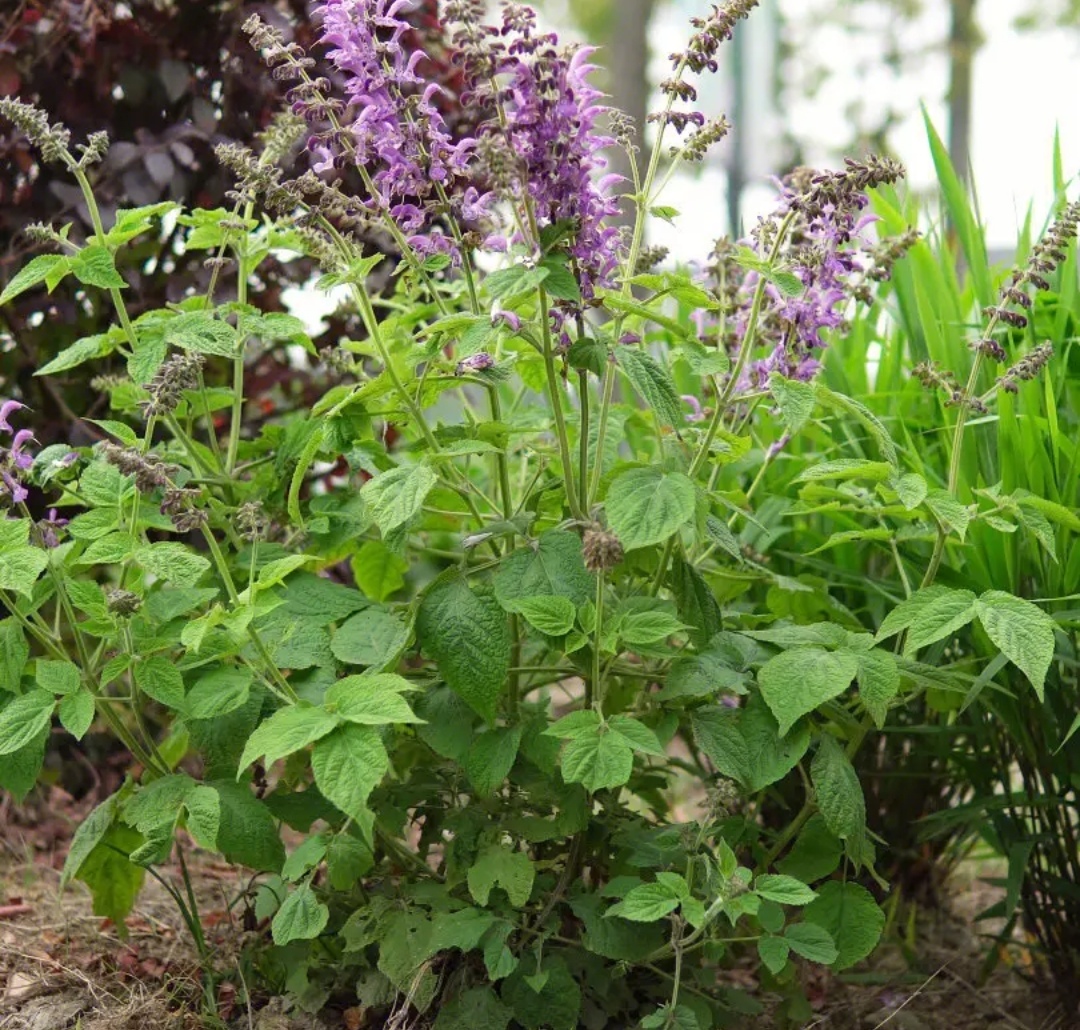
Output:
(0, 399), (26, 435)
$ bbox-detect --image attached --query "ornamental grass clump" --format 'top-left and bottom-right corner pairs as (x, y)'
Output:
(0, 1), (1075, 1025)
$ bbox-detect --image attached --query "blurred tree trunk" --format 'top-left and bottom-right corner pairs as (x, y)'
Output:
(608, 0), (656, 228)
(947, 0), (978, 183)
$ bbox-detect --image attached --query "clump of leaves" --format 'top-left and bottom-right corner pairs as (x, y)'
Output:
(0, 1), (1070, 1026)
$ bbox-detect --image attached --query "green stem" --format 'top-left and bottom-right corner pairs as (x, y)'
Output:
(590, 573), (606, 710)
(537, 289), (584, 520)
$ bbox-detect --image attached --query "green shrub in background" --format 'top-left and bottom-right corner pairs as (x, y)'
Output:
(0, 1), (1077, 1026)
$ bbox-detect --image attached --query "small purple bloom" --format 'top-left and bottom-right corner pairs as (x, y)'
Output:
(492, 306), (521, 333)
(10, 430), (35, 470)
(39, 508), (69, 548)
(456, 352), (495, 376)
(619, 332), (642, 345)
(1, 470), (27, 505)
(0, 399), (26, 435)
(681, 394), (707, 423)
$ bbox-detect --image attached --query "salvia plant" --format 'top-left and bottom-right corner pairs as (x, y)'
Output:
(0, 0), (1077, 1026)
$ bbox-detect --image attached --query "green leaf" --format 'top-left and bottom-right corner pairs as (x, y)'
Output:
(466, 726), (523, 796)
(62, 796), (118, 886)
(777, 815), (842, 883)
(757, 936), (790, 975)
(855, 649), (899, 728)
(164, 312), (239, 357)
(875, 586), (977, 652)
(757, 648), (858, 735)
(59, 689), (95, 739)
(77, 532), (134, 565)
(0, 620), (29, 693)
(417, 572), (510, 723)
(433, 987), (513, 1030)
(560, 730), (633, 792)
(892, 473), (928, 511)
(618, 608), (685, 646)
(185, 666), (251, 719)
(0, 728), (46, 799)
(134, 656), (185, 709)
(606, 882), (681, 922)
(494, 532), (594, 610)
(539, 256), (582, 303)
(510, 596), (576, 636)
(311, 723), (389, 821)
(924, 489), (971, 540)
(331, 608), (409, 670)
(211, 781), (286, 871)
(783, 922), (838, 965)
(795, 459), (894, 484)
(184, 785), (220, 850)
(325, 673), (422, 725)
(468, 844), (535, 907)
(615, 347), (682, 428)
(362, 464), (437, 535)
(37, 659), (80, 696)
(754, 874), (816, 906)
(804, 881), (884, 970)
(0, 689), (55, 755)
(272, 882), (329, 945)
(0, 547), (49, 597)
(811, 736), (865, 842)
(502, 959), (580, 1030)
(769, 374), (816, 434)
(352, 539), (408, 601)
(238, 703), (341, 772)
(36, 333), (117, 376)
(606, 467), (695, 551)
(691, 693), (809, 792)
(135, 543), (211, 586)
(975, 591), (1057, 700)
(607, 715), (666, 757)
(70, 245), (126, 289)
(0, 254), (69, 305)
(75, 825), (145, 926)
(670, 553), (723, 648)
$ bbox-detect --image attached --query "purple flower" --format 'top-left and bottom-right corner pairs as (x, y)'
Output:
(0, 399), (26, 434)
(491, 305), (521, 332)
(10, 430), (35, 470)
(681, 394), (707, 423)
(455, 352), (495, 375)
(39, 508), (69, 548)
(1, 470), (27, 506)
(489, 24), (623, 300)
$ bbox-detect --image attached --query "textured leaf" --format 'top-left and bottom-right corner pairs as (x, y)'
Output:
(62, 796), (118, 886)
(0, 689), (55, 756)
(615, 347), (682, 427)
(0, 254), (68, 305)
(758, 648), (858, 735)
(330, 608), (409, 670)
(0, 619), (29, 694)
(804, 881), (884, 970)
(185, 666), (251, 719)
(36, 659), (80, 696)
(606, 467), (695, 551)
(784, 922), (839, 964)
(325, 673), (421, 725)
(164, 312), (239, 357)
(466, 726), (523, 796)
(70, 245), (126, 288)
(669, 553), (723, 648)
(975, 591), (1057, 700)
(211, 781), (285, 872)
(769, 374), (816, 434)
(757, 936), (790, 975)
(754, 874), (817, 906)
(493, 532), (594, 609)
(272, 882), (329, 945)
(135, 543), (211, 586)
(796, 459), (893, 483)
(811, 736), (865, 841)
(606, 882), (681, 922)
(560, 730), (633, 792)
(777, 815), (842, 882)
(352, 539), (408, 601)
(0, 547), (49, 597)
(311, 723), (388, 821)
(417, 572), (510, 722)
(607, 715), (666, 757)
(501, 960), (580, 1030)
(855, 649), (899, 728)
(924, 489), (972, 540)
(59, 689), (95, 739)
(468, 844), (535, 907)
(36, 333), (117, 376)
(362, 464), (437, 535)
(892, 473), (928, 511)
(134, 656), (185, 709)
(509, 596), (576, 636)
(691, 693), (809, 792)
(75, 825), (145, 926)
(238, 704), (341, 772)
(433, 987), (513, 1030)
